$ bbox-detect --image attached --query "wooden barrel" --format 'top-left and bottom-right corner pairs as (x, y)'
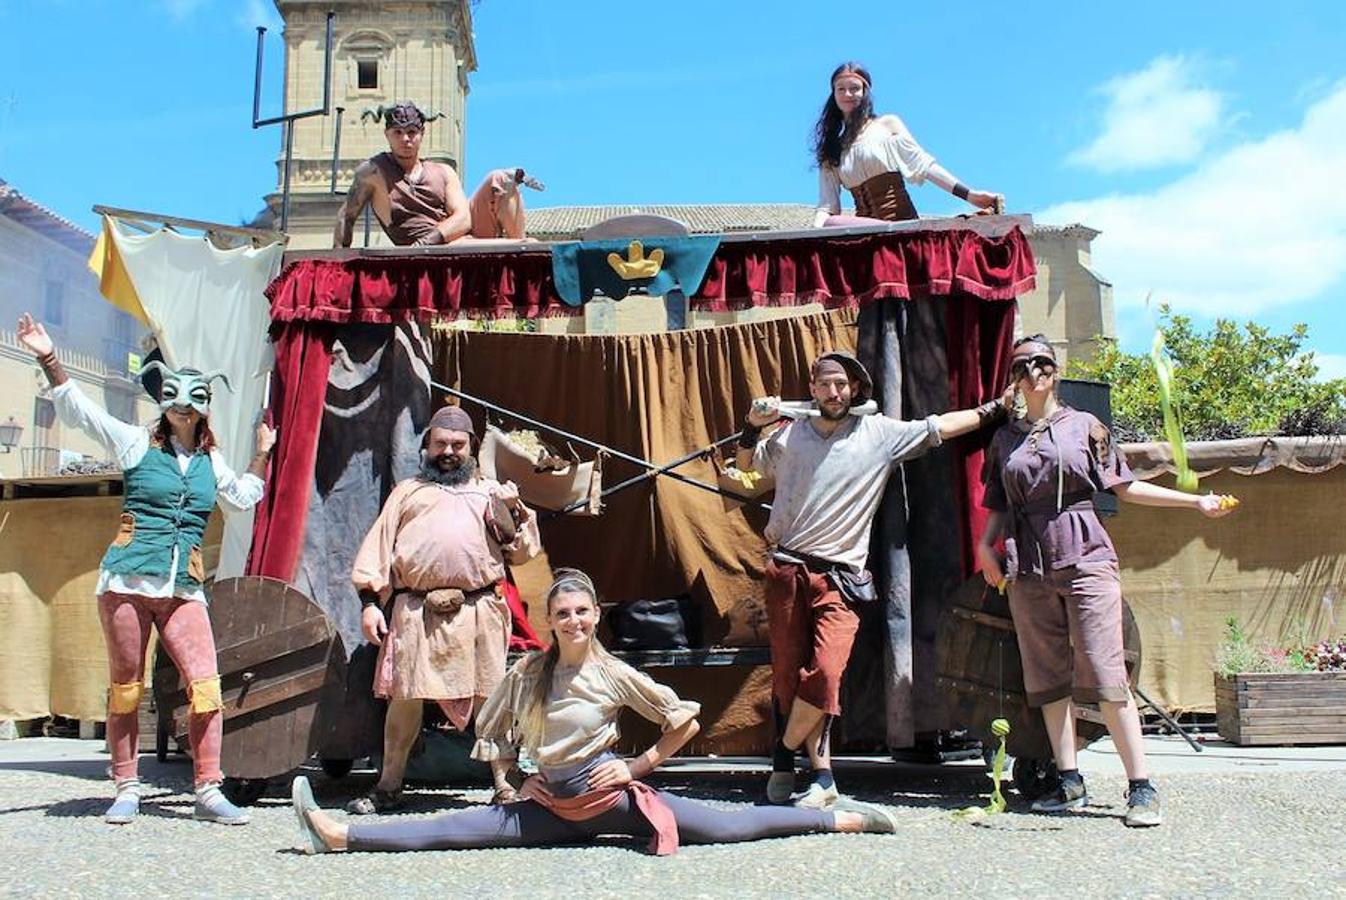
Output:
(935, 575), (1141, 760)
(154, 577), (346, 782)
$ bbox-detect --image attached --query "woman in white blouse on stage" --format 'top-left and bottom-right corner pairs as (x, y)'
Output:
(812, 61), (1003, 227)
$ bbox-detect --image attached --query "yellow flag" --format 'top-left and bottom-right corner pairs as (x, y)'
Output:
(87, 217), (150, 325)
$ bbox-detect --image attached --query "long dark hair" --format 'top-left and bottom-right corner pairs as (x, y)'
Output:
(812, 61), (875, 169)
(149, 413), (217, 454)
(517, 569), (616, 750)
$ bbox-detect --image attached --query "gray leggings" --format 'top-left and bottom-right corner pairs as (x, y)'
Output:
(347, 754), (834, 853)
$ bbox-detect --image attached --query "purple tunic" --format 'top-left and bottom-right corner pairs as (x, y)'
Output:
(982, 406), (1133, 577)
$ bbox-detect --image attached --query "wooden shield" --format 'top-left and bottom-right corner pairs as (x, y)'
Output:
(154, 577), (345, 780)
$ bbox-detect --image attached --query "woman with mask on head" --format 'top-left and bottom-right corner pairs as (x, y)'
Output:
(292, 569), (903, 854)
(16, 313), (275, 826)
(812, 61), (1003, 227)
(975, 335), (1238, 827)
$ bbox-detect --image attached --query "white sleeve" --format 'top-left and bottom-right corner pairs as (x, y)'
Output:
(51, 381), (149, 470)
(814, 165), (842, 226)
(923, 162), (958, 193)
(210, 449), (265, 513)
(882, 115), (935, 185)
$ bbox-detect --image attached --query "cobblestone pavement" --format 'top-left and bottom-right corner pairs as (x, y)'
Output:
(1, 738), (1343, 899)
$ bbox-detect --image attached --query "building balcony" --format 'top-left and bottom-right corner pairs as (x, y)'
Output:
(102, 338), (141, 378)
(21, 446), (61, 477)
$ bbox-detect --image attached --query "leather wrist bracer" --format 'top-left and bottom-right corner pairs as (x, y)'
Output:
(38, 351), (67, 387)
(976, 400), (1008, 426)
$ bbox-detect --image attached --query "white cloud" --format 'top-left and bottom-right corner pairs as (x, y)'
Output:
(1039, 81), (1346, 318)
(160, 0), (208, 20)
(1310, 352), (1346, 382)
(1069, 56), (1224, 172)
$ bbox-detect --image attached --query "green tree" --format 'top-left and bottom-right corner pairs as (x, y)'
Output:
(1068, 306), (1346, 441)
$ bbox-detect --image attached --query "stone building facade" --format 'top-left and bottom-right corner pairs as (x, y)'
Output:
(0, 180), (157, 479)
(257, 0), (477, 250)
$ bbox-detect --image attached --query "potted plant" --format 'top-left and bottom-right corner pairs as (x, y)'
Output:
(1214, 619), (1346, 746)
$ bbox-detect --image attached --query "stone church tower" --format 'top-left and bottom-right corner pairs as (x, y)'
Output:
(258, 0), (477, 250)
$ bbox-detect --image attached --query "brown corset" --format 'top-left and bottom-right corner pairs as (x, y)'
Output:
(849, 171), (918, 222)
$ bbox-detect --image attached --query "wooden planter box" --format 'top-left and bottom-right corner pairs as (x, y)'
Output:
(1214, 672), (1346, 745)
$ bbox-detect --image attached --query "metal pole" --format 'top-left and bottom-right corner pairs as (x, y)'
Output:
(1133, 685), (1203, 753)
(432, 381), (763, 509)
(281, 120), (295, 232)
(330, 106), (344, 193)
(542, 432), (764, 521)
(252, 27), (265, 126)
(320, 11), (334, 114)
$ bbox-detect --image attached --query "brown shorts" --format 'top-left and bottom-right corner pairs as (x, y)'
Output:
(1007, 561), (1130, 707)
(764, 559), (860, 716)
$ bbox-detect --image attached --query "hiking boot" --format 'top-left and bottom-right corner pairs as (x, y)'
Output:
(765, 771), (795, 805)
(793, 780), (840, 810)
(1030, 775), (1088, 813)
(1124, 783), (1163, 827)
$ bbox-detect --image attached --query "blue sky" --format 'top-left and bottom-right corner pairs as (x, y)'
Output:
(2, 0), (1343, 376)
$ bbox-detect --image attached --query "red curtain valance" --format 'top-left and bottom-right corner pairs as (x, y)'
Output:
(267, 251), (565, 323)
(266, 226), (1037, 323)
(694, 227), (1036, 310)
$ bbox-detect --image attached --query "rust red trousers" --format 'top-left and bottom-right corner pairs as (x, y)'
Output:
(764, 559), (860, 717)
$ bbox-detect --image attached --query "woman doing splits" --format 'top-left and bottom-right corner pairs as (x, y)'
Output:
(812, 61), (1002, 227)
(292, 569), (900, 854)
(975, 335), (1238, 827)
(18, 313), (275, 825)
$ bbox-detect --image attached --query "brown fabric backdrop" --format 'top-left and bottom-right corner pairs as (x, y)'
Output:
(434, 309), (860, 645)
(0, 490), (223, 721)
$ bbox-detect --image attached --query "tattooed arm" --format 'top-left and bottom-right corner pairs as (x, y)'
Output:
(333, 161), (379, 248)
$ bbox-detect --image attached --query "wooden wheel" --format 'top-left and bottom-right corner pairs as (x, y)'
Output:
(153, 577), (345, 781)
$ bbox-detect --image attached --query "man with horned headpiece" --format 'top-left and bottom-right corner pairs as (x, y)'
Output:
(347, 403), (542, 814)
(17, 313), (276, 827)
(333, 100), (543, 247)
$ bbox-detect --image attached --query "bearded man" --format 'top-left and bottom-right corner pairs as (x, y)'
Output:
(349, 404), (541, 813)
(736, 351), (1008, 808)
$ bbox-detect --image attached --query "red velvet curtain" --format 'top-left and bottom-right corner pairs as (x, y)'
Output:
(268, 251), (566, 323)
(945, 298), (1017, 574)
(264, 227), (1037, 322)
(694, 227), (1035, 310)
(246, 321), (335, 580)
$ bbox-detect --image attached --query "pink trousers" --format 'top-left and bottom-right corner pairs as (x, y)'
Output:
(97, 592), (223, 786)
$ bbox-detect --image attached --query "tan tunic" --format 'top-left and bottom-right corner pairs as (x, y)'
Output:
(472, 655), (701, 768)
(352, 476), (542, 707)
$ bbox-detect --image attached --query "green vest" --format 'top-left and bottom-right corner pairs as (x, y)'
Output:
(101, 444), (217, 589)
